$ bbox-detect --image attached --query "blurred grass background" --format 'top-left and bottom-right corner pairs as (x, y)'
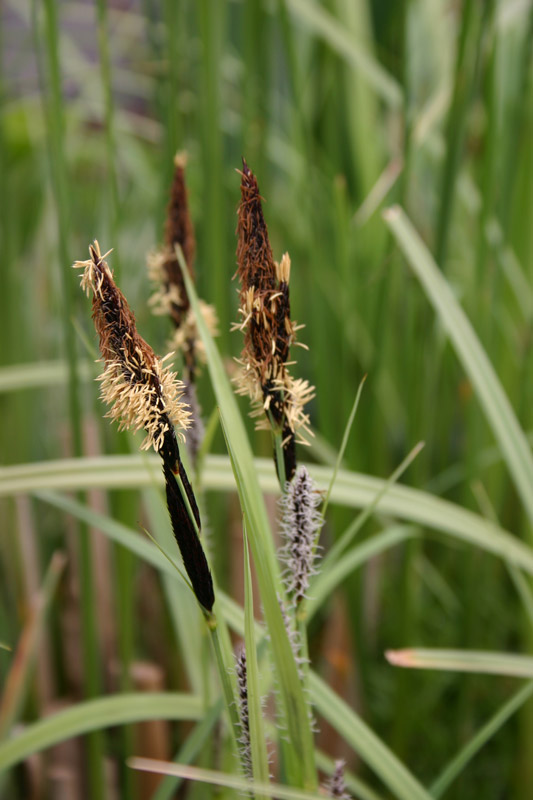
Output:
(1, 0), (533, 798)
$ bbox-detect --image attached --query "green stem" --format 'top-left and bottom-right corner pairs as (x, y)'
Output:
(95, 0), (121, 278)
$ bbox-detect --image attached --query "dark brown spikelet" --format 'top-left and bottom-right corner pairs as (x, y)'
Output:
(148, 153), (218, 380)
(160, 152), (196, 332)
(164, 152), (196, 276)
(75, 241), (214, 613)
(163, 462), (214, 611)
(234, 161), (315, 481)
(236, 158), (277, 294)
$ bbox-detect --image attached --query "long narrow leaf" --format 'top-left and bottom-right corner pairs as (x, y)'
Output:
(15, 458), (533, 579)
(386, 649), (533, 677)
(430, 681), (533, 798)
(307, 526), (418, 621)
(0, 360), (94, 394)
(0, 693), (202, 772)
(130, 758), (326, 800)
(308, 674), (432, 800)
(284, 0), (402, 107)
(384, 205), (533, 529)
(0, 552), (66, 737)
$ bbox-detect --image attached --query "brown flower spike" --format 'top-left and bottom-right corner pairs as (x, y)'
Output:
(234, 159), (314, 481)
(75, 241), (214, 611)
(148, 152), (217, 379)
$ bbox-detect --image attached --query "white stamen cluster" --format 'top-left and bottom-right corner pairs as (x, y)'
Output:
(327, 760), (351, 799)
(98, 353), (191, 452)
(279, 466), (322, 604)
(234, 645), (252, 778)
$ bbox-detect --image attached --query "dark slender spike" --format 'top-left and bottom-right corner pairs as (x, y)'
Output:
(163, 462), (214, 612)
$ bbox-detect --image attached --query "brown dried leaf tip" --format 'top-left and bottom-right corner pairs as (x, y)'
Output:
(147, 152), (218, 378)
(234, 159), (315, 479)
(74, 240), (191, 466)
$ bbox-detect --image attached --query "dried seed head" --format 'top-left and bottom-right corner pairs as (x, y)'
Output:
(279, 466), (322, 605)
(327, 760), (351, 799)
(74, 241), (191, 462)
(234, 645), (252, 778)
(234, 161), (315, 479)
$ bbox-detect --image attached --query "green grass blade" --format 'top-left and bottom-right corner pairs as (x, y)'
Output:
(383, 205), (533, 529)
(6, 458), (533, 580)
(308, 674), (432, 800)
(324, 441), (424, 568)
(0, 552), (66, 738)
(321, 375), (366, 520)
(130, 759), (331, 800)
(34, 490), (181, 579)
(0, 693), (203, 773)
(386, 649), (533, 677)
(0, 360), (94, 394)
(283, 0), (402, 107)
(430, 681), (533, 798)
(152, 701), (223, 800)
(141, 488), (205, 696)
(307, 526), (418, 622)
